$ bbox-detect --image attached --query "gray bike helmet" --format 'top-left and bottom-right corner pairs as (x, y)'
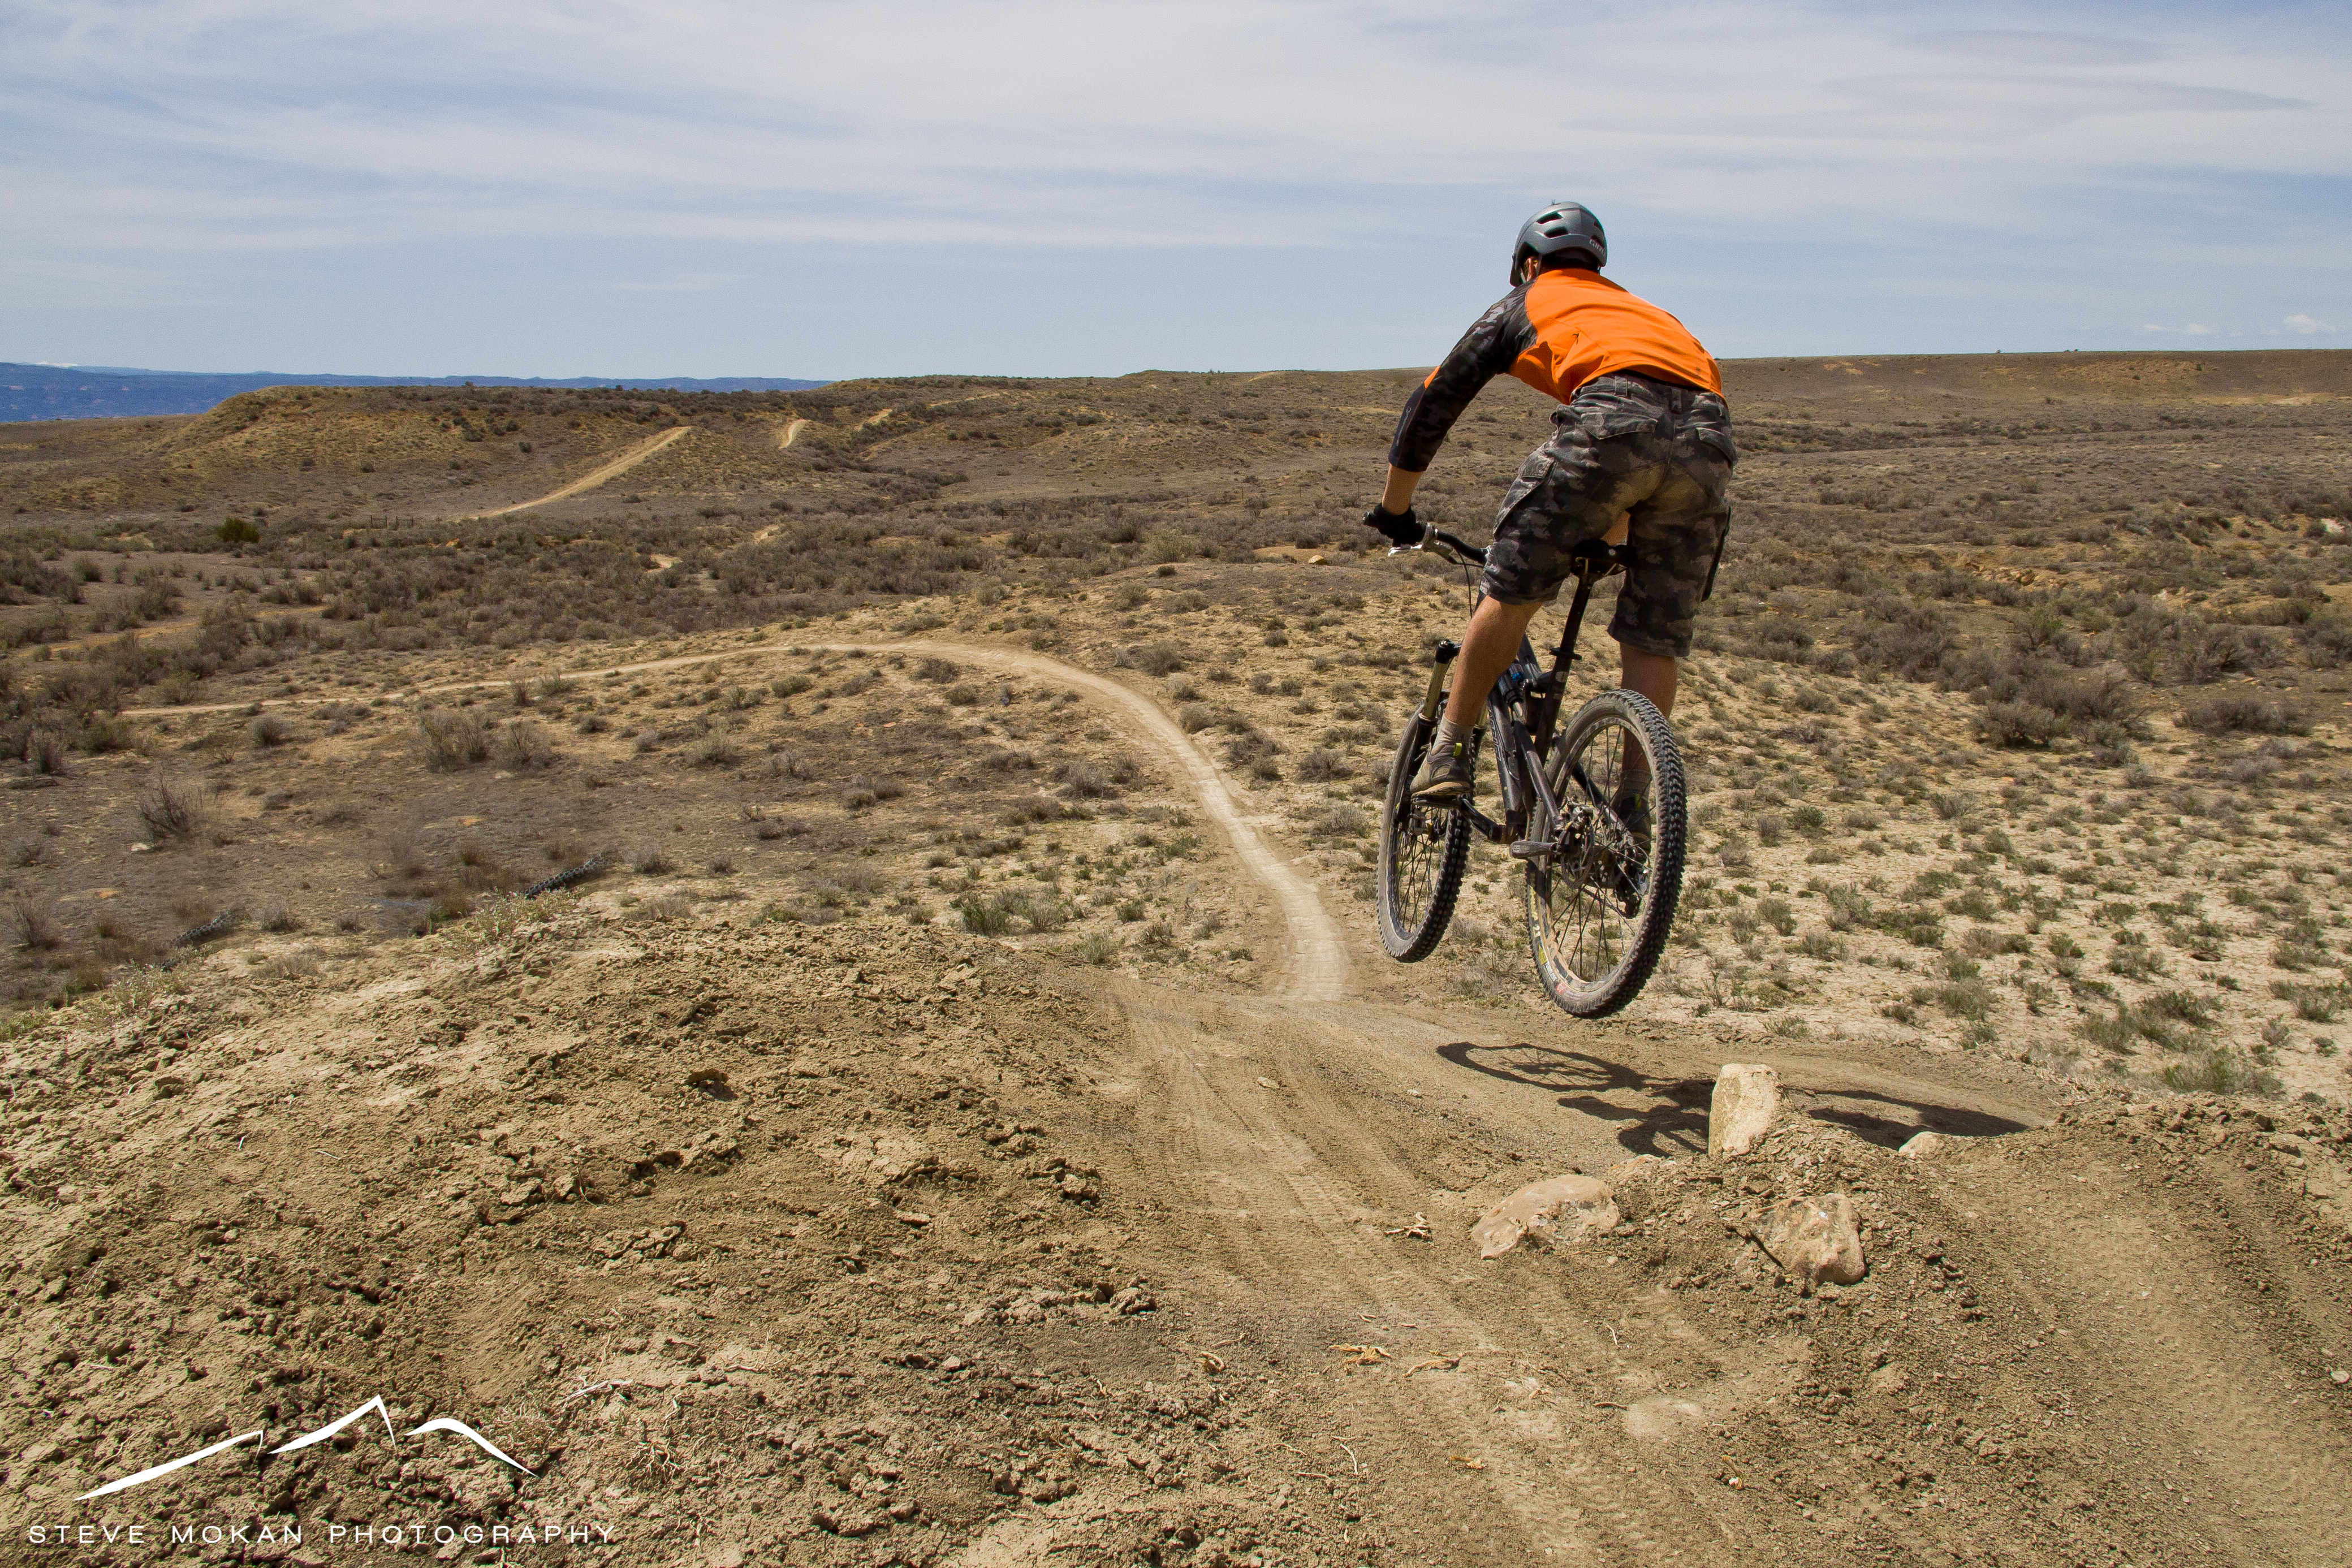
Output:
(1511, 201), (1606, 283)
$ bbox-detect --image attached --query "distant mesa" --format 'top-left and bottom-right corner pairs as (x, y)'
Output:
(0, 363), (830, 422)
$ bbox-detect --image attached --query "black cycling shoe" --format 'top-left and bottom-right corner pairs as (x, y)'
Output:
(1411, 737), (1476, 802)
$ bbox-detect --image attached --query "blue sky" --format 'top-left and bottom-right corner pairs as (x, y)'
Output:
(3, 0), (2345, 378)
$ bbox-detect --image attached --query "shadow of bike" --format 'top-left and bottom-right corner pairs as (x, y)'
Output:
(1434, 1039), (2033, 1156)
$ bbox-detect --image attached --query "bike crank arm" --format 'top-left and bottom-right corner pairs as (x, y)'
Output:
(1457, 804), (1511, 845)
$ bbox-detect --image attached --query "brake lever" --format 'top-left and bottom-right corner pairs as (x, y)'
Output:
(1389, 522), (1447, 560)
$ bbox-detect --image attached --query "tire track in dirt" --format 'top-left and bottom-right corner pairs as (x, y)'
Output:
(476, 425), (691, 517)
(1101, 983), (1746, 1563)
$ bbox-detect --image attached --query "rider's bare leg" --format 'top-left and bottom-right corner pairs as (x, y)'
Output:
(1620, 645), (1677, 718)
(1440, 597), (1544, 729)
(1616, 643), (1676, 800)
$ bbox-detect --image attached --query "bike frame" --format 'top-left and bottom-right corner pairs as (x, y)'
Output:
(1403, 529), (1630, 855)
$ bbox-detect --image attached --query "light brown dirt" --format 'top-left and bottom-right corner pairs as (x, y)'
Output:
(8, 626), (2352, 1565)
(482, 427), (693, 518)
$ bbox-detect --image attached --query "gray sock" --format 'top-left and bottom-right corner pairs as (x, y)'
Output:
(1432, 716), (1472, 756)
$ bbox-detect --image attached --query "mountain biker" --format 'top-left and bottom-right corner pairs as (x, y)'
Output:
(1363, 201), (1737, 813)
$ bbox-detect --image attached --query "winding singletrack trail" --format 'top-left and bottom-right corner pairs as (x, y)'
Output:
(477, 425), (690, 517)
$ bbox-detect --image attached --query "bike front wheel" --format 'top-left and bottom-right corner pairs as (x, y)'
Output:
(1376, 714), (1473, 962)
(1522, 689), (1686, 1017)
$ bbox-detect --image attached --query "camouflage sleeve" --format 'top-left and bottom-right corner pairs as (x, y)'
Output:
(1387, 286), (1534, 472)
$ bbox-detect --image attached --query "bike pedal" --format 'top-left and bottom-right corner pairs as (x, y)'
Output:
(1507, 839), (1555, 861)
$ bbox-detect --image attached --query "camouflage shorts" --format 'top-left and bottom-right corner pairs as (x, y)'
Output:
(1482, 372), (1738, 659)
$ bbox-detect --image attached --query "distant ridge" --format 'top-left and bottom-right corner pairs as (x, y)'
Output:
(0, 363), (830, 422)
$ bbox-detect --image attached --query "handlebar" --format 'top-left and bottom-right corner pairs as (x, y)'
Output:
(1387, 524), (1630, 581)
(1389, 524), (1487, 567)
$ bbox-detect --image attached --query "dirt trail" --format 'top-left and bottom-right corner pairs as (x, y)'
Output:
(778, 417), (809, 449)
(816, 641), (1345, 1003)
(477, 426), (689, 517)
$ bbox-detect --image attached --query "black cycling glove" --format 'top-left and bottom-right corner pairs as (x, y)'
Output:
(1363, 504), (1421, 547)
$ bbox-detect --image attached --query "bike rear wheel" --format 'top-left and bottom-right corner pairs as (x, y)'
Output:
(1377, 714), (1473, 962)
(1522, 689), (1686, 1017)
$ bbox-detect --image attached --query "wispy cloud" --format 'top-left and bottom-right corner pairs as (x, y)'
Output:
(2283, 313), (2338, 335)
(2, 1), (2346, 372)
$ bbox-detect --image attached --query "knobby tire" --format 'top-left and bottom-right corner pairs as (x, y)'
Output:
(1376, 714), (1472, 962)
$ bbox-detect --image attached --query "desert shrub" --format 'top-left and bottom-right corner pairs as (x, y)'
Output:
(8, 895), (58, 952)
(78, 714), (134, 753)
(914, 657), (959, 683)
(1296, 748), (1348, 781)
(1223, 728), (1281, 770)
(2026, 668), (2140, 728)
(2161, 1048), (2276, 1097)
(1978, 701), (2066, 749)
(1058, 761), (1117, 799)
(1178, 703), (1214, 734)
(1819, 891), (1887, 940)
(1121, 642), (1185, 677)
(945, 684), (981, 707)
(1850, 599), (1955, 680)
(773, 674), (815, 698)
(631, 846), (677, 875)
(956, 897), (1008, 935)
(135, 774), (209, 843)
(689, 735), (743, 768)
(418, 709), (490, 770)
(2302, 615), (2352, 667)
(494, 719), (558, 769)
(1316, 804), (1368, 838)
(2176, 694), (2310, 735)
(22, 730), (68, 776)
(2140, 988), (2218, 1029)
(843, 773), (904, 809)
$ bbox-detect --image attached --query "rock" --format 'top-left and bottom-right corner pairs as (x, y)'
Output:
(1108, 1286), (1155, 1315)
(1868, 1362), (1909, 1396)
(1472, 1176), (1619, 1259)
(1606, 1154), (1673, 1186)
(810, 1506), (881, 1537)
(1898, 1131), (1947, 1159)
(1708, 1064), (1780, 1159)
(1753, 1192), (1866, 1293)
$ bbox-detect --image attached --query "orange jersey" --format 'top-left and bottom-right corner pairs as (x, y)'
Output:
(1388, 269), (1720, 471)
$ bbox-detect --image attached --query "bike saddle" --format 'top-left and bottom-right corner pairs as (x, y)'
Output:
(1568, 538), (1632, 577)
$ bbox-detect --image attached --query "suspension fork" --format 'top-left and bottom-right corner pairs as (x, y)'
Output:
(1418, 640), (1460, 723)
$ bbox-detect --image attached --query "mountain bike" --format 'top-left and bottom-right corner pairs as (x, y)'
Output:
(1374, 526), (1686, 1018)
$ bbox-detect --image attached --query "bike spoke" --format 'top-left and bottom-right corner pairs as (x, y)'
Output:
(1531, 714), (1654, 985)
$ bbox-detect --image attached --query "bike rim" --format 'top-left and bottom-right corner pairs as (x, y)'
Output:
(1530, 715), (1654, 995)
